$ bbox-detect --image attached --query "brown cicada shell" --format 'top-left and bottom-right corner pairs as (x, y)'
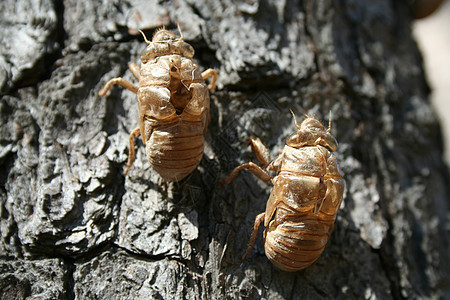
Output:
(99, 27), (217, 181)
(221, 113), (344, 271)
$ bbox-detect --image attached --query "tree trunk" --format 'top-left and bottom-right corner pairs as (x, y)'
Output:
(1, 0), (449, 299)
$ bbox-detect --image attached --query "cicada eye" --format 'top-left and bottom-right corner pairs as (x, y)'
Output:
(286, 133), (299, 147)
(181, 43), (195, 58)
(140, 47), (152, 63)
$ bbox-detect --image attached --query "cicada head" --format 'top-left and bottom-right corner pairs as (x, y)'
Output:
(286, 113), (338, 152)
(139, 28), (195, 63)
(152, 28), (178, 42)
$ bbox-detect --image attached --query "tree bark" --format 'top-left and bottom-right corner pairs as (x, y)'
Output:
(1, 0), (449, 299)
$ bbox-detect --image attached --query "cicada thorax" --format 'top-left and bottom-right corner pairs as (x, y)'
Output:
(262, 140), (344, 271)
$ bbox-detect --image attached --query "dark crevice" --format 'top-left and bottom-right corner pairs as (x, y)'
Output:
(63, 258), (75, 300)
(108, 171), (127, 247)
(371, 246), (401, 299)
(185, 2), (206, 22)
(53, 0), (66, 64)
(377, 178), (404, 299)
(301, 0), (320, 76)
(113, 243), (192, 266)
(0, 151), (16, 196)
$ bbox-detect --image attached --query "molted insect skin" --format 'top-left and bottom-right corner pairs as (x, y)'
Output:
(220, 115), (344, 271)
(99, 28), (217, 181)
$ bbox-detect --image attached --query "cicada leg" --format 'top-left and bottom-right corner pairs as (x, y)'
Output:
(241, 212), (266, 262)
(98, 77), (138, 96)
(247, 136), (271, 168)
(220, 136), (273, 185)
(219, 162), (272, 185)
(201, 68), (218, 90)
(124, 127), (141, 175)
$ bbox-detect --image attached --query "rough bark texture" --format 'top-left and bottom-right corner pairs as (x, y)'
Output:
(1, 0), (449, 299)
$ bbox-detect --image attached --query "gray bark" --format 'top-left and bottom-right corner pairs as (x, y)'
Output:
(1, 0), (449, 299)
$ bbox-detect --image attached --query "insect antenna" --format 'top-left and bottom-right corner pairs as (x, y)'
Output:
(327, 110), (332, 133)
(177, 23), (184, 40)
(138, 29), (151, 45)
(290, 109), (301, 130)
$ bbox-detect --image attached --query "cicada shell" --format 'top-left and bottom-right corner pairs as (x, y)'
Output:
(221, 114), (344, 271)
(99, 28), (217, 181)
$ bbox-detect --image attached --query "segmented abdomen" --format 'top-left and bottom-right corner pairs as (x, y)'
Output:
(146, 120), (204, 181)
(265, 214), (335, 271)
